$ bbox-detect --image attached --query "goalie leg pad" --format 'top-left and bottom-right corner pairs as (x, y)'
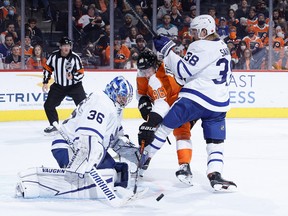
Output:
(16, 167), (117, 199)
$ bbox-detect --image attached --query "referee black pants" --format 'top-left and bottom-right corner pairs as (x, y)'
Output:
(44, 82), (86, 126)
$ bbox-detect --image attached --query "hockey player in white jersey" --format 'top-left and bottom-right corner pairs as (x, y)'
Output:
(139, 14), (237, 191)
(51, 76), (134, 186)
(16, 76), (142, 200)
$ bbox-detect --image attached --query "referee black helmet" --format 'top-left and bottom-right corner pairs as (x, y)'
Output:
(59, 37), (72, 46)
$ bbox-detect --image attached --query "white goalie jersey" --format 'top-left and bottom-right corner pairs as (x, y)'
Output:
(60, 90), (122, 151)
(164, 39), (232, 112)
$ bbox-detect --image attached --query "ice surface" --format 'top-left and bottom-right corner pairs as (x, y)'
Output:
(0, 118), (288, 216)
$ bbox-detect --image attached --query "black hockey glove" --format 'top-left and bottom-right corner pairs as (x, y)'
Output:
(138, 122), (157, 147)
(138, 112), (163, 147)
(138, 96), (152, 121)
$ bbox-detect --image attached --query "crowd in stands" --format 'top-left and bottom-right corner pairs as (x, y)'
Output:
(0, 0), (288, 70)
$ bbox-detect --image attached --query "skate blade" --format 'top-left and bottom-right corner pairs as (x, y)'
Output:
(177, 174), (193, 186)
(213, 183), (237, 192)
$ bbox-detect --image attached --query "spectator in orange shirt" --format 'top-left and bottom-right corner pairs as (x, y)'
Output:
(20, 35), (33, 62)
(253, 13), (269, 44)
(242, 25), (263, 54)
(26, 44), (47, 70)
(0, 0), (16, 20)
(105, 35), (131, 69)
(208, 7), (219, 27)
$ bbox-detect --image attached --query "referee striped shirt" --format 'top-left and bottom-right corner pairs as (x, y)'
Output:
(43, 50), (84, 86)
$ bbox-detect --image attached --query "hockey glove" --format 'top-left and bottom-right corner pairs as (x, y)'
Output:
(138, 122), (157, 147)
(138, 112), (163, 147)
(138, 96), (152, 121)
(153, 35), (176, 57)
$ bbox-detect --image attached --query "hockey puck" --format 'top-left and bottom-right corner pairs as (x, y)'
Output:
(156, 193), (164, 201)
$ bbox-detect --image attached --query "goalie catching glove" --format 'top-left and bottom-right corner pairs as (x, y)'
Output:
(153, 35), (176, 57)
(138, 112), (163, 147)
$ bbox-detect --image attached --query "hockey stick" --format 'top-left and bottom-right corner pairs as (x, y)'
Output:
(52, 122), (129, 207)
(125, 0), (158, 37)
(133, 139), (145, 194)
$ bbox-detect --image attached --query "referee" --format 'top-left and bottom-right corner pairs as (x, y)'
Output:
(42, 36), (86, 134)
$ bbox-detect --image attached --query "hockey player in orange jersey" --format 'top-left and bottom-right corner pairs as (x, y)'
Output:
(136, 50), (195, 185)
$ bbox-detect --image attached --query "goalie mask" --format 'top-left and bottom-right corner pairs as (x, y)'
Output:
(190, 14), (216, 39)
(104, 76), (133, 108)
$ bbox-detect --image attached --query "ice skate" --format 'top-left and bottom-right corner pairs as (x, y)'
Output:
(175, 163), (193, 186)
(208, 172), (237, 191)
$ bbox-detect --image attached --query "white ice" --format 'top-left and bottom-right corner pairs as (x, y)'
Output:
(0, 118), (288, 216)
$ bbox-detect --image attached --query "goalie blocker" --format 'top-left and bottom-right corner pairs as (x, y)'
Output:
(16, 166), (129, 199)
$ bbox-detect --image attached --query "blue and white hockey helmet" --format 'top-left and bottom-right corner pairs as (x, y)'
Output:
(104, 76), (133, 108)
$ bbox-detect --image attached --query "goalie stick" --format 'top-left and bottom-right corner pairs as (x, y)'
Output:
(52, 122), (146, 207)
(125, 0), (158, 38)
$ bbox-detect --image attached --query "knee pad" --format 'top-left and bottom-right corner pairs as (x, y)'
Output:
(51, 148), (69, 168)
(114, 162), (129, 188)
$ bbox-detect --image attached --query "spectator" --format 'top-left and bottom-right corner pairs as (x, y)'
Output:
(93, 23), (110, 66)
(247, 7), (258, 26)
(19, 35), (33, 62)
(275, 46), (288, 69)
(124, 26), (139, 49)
(178, 14), (192, 38)
(105, 35), (131, 69)
(0, 33), (14, 58)
(170, 4), (183, 31)
(224, 26), (242, 51)
(135, 4), (144, 17)
(130, 34), (151, 68)
(236, 40), (248, 59)
(72, 0), (88, 24)
(242, 25), (263, 55)
(188, 5), (197, 21)
(118, 13), (136, 40)
(253, 13), (269, 45)
(217, 17), (229, 40)
(78, 6), (105, 44)
(91, 0), (109, 23)
(235, 48), (258, 69)
(26, 44), (47, 70)
(0, 22), (19, 44)
(236, 17), (248, 39)
(1, 4), (19, 31)
(256, 0), (269, 18)
(77, 5), (104, 29)
(26, 18), (43, 46)
(4, 44), (20, 69)
(227, 9), (239, 28)
(208, 7), (219, 26)
(157, 0), (172, 20)
(227, 42), (239, 68)
(157, 14), (178, 40)
(235, 0), (250, 19)
(136, 13), (153, 45)
(0, 0), (16, 20)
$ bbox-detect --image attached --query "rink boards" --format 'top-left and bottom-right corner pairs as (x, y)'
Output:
(0, 69), (288, 121)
